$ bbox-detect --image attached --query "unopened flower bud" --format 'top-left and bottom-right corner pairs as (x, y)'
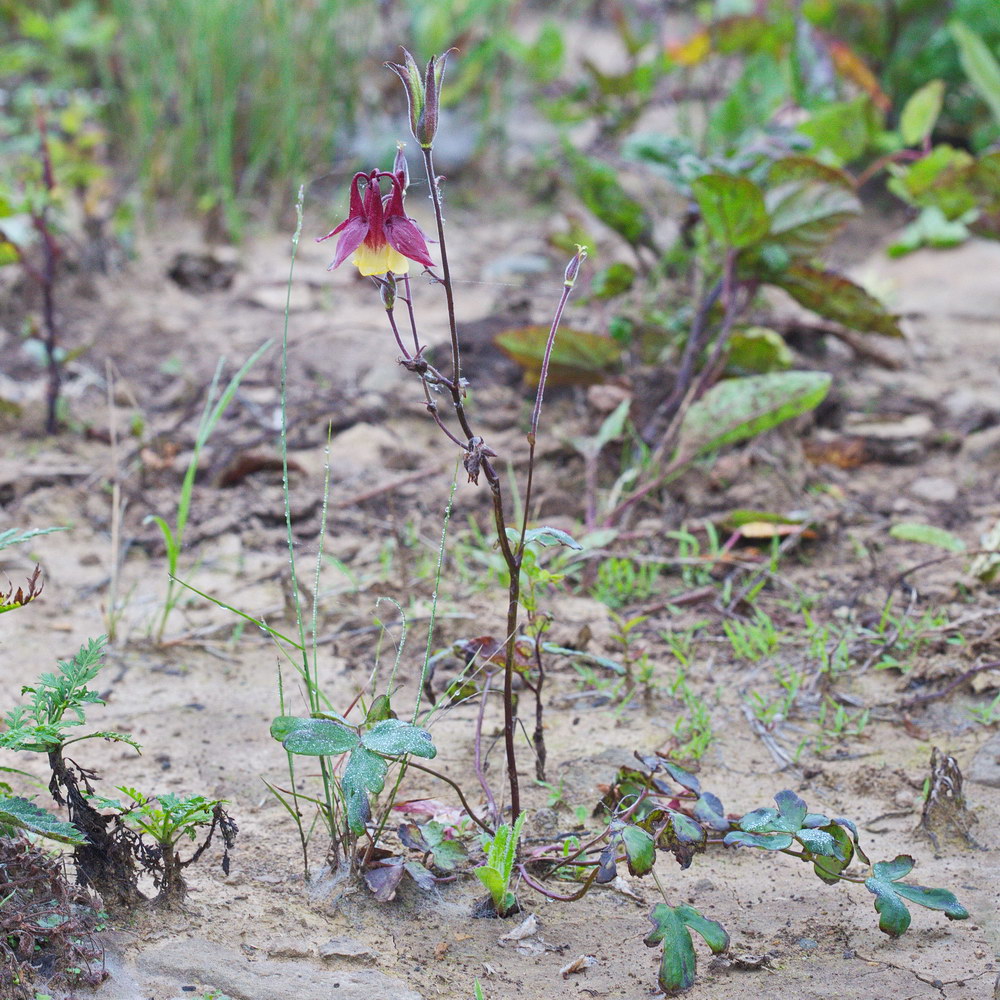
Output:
(386, 48), (452, 149)
(380, 273), (397, 310)
(393, 142), (409, 191)
(564, 244), (588, 288)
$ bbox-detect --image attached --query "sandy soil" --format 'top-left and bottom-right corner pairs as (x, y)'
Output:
(1, 195), (999, 1000)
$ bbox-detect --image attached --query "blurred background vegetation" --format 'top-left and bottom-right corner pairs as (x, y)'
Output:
(1, 0), (998, 243)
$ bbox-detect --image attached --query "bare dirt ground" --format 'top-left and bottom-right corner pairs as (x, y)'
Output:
(1, 195), (999, 1000)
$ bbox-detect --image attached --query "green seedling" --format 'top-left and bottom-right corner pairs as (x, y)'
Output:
(0, 636), (233, 908)
(969, 690), (1000, 726)
(723, 609), (781, 662)
(475, 812), (527, 917)
(148, 341), (270, 643)
(87, 788), (235, 903)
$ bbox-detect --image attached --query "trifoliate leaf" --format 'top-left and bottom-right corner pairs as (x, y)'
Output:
(864, 855), (968, 937)
(645, 903), (730, 994)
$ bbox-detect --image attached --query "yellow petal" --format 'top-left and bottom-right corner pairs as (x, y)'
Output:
(352, 243), (411, 277)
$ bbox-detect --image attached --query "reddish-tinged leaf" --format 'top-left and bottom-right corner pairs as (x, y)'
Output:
(364, 858), (405, 901)
(775, 265), (902, 338)
(495, 326), (621, 387)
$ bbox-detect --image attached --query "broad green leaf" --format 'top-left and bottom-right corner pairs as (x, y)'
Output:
(676, 904), (729, 953)
(762, 158), (859, 255)
(621, 824), (655, 876)
(892, 883), (969, 920)
(343, 747), (388, 834)
(674, 370), (831, 464)
(644, 904), (696, 994)
(361, 719), (436, 759)
(888, 205), (973, 256)
(773, 790), (808, 829)
(516, 526), (583, 550)
(692, 174), (769, 249)
(474, 865), (504, 901)
(645, 903), (730, 995)
(866, 874), (912, 936)
(494, 325), (621, 387)
(890, 522), (966, 552)
(724, 830), (794, 851)
(725, 326), (792, 375)
(873, 856), (915, 882)
(951, 21), (1000, 126)
(802, 812), (831, 829)
(900, 79), (946, 145)
(423, 822), (469, 871)
(797, 96), (878, 163)
(0, 795), (87, 845)
(735, 807), (779, 833)
(886, 145), (977, 218)
(774, 265), (903, 337)
(272, 716), (360, 755)
(563, 145), (653, 247)
(658, 810), (707, 869)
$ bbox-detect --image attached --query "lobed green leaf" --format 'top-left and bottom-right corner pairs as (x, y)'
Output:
(272, 716), (360, 756)
(0, 795), (87, 845)
(361, 719), (437, 759)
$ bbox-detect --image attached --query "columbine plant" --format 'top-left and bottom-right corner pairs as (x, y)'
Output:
(275, 46), (586, 838)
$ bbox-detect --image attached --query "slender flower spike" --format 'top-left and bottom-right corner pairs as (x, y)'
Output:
(316, 170), (434, 277)
(386, 48), (451, 149)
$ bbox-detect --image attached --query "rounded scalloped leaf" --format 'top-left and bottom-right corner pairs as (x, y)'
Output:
(662, 762), (701, 794)
(865, 876), (912, 937)
(693, 792), (730, 832)
(872, 855), (915, 882)
(724, 830), (794, 851)
(622, 824), (656, 876)
(796, 827), (842, 859)
(737, 806), (779, 833)
(272, 716), (360, 756)
(361, 719), (437, 759)
(892, 883), (969, 921)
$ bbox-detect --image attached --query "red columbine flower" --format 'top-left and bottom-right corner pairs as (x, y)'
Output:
(317, 169), (434, 277)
